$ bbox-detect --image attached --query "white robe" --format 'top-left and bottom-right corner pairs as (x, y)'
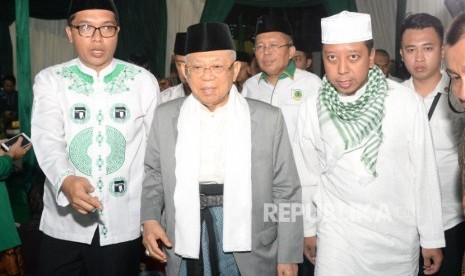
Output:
(293, 79), (445, 275)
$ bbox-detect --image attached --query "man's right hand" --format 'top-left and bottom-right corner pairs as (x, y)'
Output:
(142, 220), (172, 263)
(304, 236), (317, 265)
(60, 175), (102, 214)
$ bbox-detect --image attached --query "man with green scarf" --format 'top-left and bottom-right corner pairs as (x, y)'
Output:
(293, 11), (445, 275)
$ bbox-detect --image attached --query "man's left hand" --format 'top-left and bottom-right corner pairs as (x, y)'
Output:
(277, 263), (297, 276)
(422, 248), (443, 275)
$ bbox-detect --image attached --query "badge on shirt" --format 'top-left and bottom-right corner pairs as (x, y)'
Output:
(292, 89), (303, 101)
(110, 104), (130, 123)
(69, 104), (91, 124)
(109, 177), (127, 197)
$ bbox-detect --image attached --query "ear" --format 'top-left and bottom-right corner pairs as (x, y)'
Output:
(288, 45), (296, 60)
(66, 26), (73, 43)
(399, 48), (404, 61)
(441, 45), (444, 59)
(306, 59), (312, 69)
(232, 61), (241, 82)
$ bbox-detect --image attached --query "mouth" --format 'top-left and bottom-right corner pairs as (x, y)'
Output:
(414, 66), (426, 72)
(90, 49), (105, 58)
(337, 80), (352, 89)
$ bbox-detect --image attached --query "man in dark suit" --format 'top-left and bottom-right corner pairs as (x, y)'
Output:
(141, 22), (303, 276)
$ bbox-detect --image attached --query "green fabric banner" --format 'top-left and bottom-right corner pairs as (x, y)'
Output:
(15, 0), (35, 214)
(200, 0), (357, 24)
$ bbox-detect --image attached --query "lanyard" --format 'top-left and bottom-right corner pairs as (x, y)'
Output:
(428, 92), (442, 121)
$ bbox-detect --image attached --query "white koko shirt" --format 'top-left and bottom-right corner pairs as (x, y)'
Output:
(31, 58), (159, 245)
(294, 79), (445, 275)
(403, 73), (465, 231)
(242, 62), (321, 140)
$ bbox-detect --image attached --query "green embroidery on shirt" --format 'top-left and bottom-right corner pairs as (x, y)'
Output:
(97, 155), (104, 171)
(58, 65), (93, 95)
(97, 132), (104, 146)
(97, 177), (104, 193)
(97, 110), (104, 125)
(105, 126), (126, 175)
(104, 64), (141, 95)
(69, 104), (91, 124)
(69, 128), (93, 176)
(100, 224), (108, 238)
(110, 104), (131, 123)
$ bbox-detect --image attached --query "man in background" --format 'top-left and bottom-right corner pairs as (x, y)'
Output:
(242, 14), (321, 140)
(160, 32), (192, 103)
(400, 13), (465, 276)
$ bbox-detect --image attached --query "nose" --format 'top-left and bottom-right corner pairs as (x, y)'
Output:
(414, 49), (424, 61)
(337, 59), (348, 75)
(91, 28), (103, 42)
(201, 67), (215, 81)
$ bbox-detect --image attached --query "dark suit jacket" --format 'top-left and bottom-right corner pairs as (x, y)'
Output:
(141, 96), (303, 275)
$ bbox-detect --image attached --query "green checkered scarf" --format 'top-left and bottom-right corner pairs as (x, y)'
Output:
(318, 66), (388, 177)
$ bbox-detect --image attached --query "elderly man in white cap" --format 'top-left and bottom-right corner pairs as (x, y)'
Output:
(293, 10), (445, 275)
(141, 22), (303, 276)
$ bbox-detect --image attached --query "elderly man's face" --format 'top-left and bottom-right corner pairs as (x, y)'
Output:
(323, 41), (375, 95)
(184, 50), (240, 111)
(445, 38), (465, 108)
(254, 32), (295, 78)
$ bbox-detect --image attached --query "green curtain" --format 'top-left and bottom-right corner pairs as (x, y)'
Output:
(200, 0), (356, 22)
(114, 0), (167, 76)
(15, 0), (35, 214)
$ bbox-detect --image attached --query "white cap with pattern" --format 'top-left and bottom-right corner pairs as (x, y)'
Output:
(321, 10), (372, 44)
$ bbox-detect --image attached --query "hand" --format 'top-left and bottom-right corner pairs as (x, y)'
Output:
(422, 248), (443, 275)
(1, 137), (31, 160)
(304, 236), (317, 265)
(60, 175), (102, 214)
(277, 263), (297, 276)
(142, 220), (172, 263)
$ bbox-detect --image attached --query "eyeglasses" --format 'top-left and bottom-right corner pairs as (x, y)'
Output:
(253, 43), (291, 53)
(447, 79), (465, 113)
(185, 63), (234, 76)
(70, 24), (118, 38)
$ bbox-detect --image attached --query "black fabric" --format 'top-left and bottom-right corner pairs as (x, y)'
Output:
(418, 221), (465, 276)
(174, 33), (187, 56)
(185, 23), (235, 55)
(255, 14), (293, 37)
(293, 37), (311, 54)
(35, 229), (140, 276)
(236, 51), (251, 63)
(67, 0), (118, 21)
(427, 93), (442, 121)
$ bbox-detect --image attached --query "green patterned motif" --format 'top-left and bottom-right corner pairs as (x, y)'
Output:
(100, 224), (108, 238)
(58, 65), (93, 96)
(105, 126), (126, 175)
(69, 128), (94, 176)
(97, 110), (104, 125)
(97, 177), (104, 192)
(104, 64), (141, 95)
(97, 132), (104, 146)
(97, 155), (104, 171)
